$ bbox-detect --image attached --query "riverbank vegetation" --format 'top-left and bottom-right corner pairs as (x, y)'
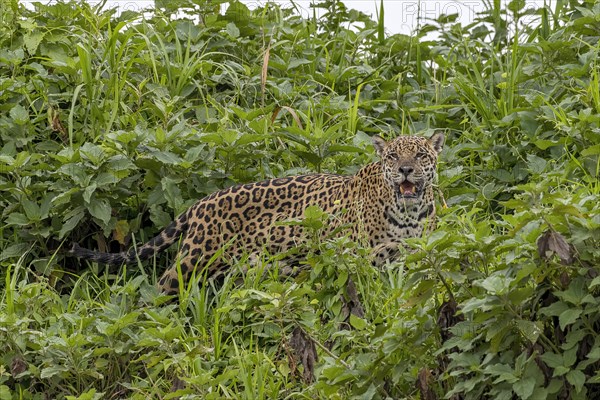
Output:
(1, 0), (599, 398)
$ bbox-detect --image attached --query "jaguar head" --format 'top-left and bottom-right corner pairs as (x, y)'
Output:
(372, 132), (444, 201)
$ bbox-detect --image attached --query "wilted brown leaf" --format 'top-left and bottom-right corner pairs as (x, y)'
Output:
(271, 106), (304, 130)
(346, 277), (365, 318)
(261, 41), (271, 106)
(11, 355), (27, 377)
(417, 368), (437, 400)
(290, 327), (318, 383)
(537, 229), (574, 265)
(438, 299), (463, 343)
(48, 106), (67, 143)
(113, 220), (130, 246)
(169, 375), (186, 399)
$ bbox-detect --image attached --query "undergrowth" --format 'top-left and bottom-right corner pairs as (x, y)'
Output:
(0, 0), (599, 398)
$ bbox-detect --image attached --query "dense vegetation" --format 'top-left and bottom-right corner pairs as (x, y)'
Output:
(1, 0), (599, 398)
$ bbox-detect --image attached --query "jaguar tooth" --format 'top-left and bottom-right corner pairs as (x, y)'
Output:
(399, 181), (416, 195)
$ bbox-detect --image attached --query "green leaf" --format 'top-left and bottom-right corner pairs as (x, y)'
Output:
(287, 58), (313, 70)
(59, 164), (90, 187)
(528, 388), (549, 400)
(540, 352), (562, 368)
(328, 144), (365, 154)
(557, 277), (587, 306)
(151, 150), (183, 165)
(479, 274), (512, 295)
(0, 243), (30, 261)
(59, 211), (84, 239)
(161, 177), (183, 212)
(66, 388), (104, 400)
(563, 346), (578, 368)
(80, 143), (106, 166)
(0, 154), (15, 166)
(24, 31), (45, 54)
(336, 269), (348, 286)
(581, 144), (600, 156)
(566, 370), (586, 393)
(508, 0), (526, 12)
(462, 297), (494, 313)
(5, 213), (30, 226)
(489, 168), (514, 183)
(94, 172), (120, 186)
(22, 198), (41, 221)
(558, 308), (582, 330)
(83, 183), (97, 204)
(358, 383), (377, 400)
(10, 104), (29, 125)
(526, 154), (547, 174)
(586, 345), (600, 362)
(107, 156), (136, 172)
(224, 0), (251, 23)
(0, 48), (24, 65)
(553, 366), (570, 376)
(486, 363), (517, 383)
(539, 301), (569, 317)
(532, 139), (557, 150)
(0, 385), (12, 400)
(425, 230), (449, 248)
(236, 133), (266, 145)
(513, 377), (535, 399)
(41, 365), (68, 379)
(349, 314), (367, 330)
(291, 150), (322, 167)
(515, 320), (542, 343)
(88, 198), (112, 226)
(226, 22), (240, 38)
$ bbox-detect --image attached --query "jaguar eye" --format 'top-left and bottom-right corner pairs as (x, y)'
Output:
(387, 153), (399, 161)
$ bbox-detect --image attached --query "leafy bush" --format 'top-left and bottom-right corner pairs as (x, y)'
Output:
(0, 0), (599, 398)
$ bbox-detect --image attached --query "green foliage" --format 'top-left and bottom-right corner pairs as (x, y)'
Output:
(0, 0), (599, 398)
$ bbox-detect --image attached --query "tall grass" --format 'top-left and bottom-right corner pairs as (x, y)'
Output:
(0, 0), (599, 398)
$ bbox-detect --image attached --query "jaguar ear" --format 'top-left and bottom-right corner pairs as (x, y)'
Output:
(429, 131), (445, 154)
(372, 135), (387, 157)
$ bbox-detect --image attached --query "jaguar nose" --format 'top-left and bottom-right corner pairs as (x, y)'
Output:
(399, 166), (414, 175)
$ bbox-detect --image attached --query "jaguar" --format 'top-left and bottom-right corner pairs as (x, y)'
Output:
(71, 132), (445, 295)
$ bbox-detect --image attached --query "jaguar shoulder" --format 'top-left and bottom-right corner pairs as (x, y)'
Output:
(71, 133), (445, 295)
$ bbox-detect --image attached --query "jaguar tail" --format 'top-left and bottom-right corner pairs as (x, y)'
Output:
(70, 210), (190, 265)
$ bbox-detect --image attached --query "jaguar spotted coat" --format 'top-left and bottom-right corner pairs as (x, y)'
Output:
(71, 133), (445, 295)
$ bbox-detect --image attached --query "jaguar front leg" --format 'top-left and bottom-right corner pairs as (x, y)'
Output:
(371, 241), (405, 267)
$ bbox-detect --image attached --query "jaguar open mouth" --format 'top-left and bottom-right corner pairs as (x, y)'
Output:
(397, 181), (418, 198)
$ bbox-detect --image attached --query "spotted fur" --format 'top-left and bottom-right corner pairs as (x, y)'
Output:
(71, 133), (445, 295)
